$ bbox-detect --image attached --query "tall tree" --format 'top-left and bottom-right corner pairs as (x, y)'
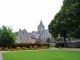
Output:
(0, 26), (16, 47)
(48, 0), (80, 47)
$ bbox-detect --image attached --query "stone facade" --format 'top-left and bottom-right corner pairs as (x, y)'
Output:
(15, 29), (30, 43)
(15, 20), (51, 43)
(30, 20), (51, 43)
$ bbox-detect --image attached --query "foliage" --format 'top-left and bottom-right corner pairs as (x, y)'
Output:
(0, 43), (49, 51)
(68, 36), (70, 40)
(3, 50), (80, 60)
(67, 31), (80, 39)
(50, 43), (56, 47)
(0, 26), (16, 47)
(46, 38), (51, 43)
(54, 37), (64, 41)
(12, 43), (49, 48)
(48, 0), (80, 47)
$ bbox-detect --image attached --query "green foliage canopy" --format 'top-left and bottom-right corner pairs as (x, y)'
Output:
(48, 0), (80, 47)
(0, 26), (16, 47)
(46, 38), (51, 43)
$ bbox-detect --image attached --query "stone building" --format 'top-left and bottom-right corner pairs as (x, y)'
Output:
(15, 29), (30, 43)
(30, 20), (51, 43)
(15, 20), (51, 43)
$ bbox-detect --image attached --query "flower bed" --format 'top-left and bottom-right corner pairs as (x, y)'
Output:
(0, 43), (49, 51)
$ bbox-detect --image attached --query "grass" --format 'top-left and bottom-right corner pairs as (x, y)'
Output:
(2, 50), (80, 60)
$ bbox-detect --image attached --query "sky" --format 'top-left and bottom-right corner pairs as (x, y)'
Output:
(0, 0), (63, 32)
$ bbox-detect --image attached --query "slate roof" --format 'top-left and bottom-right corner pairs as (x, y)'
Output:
(38, 29), (49, 39)
(32, 31), (40, 34)
(38, 20), (44, 26)
(30, 33), (36, 39)
(41, 29), (49, 33)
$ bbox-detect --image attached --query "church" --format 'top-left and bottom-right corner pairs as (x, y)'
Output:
(15, 20), (51, 43)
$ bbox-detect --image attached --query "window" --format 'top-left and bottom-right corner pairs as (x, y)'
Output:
(27, 37), (28, 39)
(23, 32), (24, 34)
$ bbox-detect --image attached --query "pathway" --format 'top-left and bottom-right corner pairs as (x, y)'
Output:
(0, 52), (3, 60)
(0, 51), (10, 60)
(49, 47), (80, 51)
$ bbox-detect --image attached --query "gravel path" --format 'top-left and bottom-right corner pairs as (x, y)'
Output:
(0, 51), (10, 60)
(49, 47), (80, 51)
(0, 52), (3, 60)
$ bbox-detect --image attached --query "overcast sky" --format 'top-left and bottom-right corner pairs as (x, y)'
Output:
(0, 0), (63, 32)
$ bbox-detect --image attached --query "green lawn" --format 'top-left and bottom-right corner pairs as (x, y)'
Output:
(2, 50), (80, 60)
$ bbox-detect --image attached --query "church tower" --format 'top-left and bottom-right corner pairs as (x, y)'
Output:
(38, 20), (45, 32)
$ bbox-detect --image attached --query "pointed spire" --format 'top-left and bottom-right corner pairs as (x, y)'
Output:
(38, 20), (44, 26)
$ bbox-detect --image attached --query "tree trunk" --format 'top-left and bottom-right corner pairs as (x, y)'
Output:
(63, 32), (67, 47)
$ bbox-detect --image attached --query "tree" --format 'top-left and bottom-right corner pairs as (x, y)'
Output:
(46, 38), (51, 43)
(67, 31), (80, 39)
(48, 0), (80, 47)
(48, 13), (68, 47)
(0, 26), (16, 47)
(54, 37), (64, 41)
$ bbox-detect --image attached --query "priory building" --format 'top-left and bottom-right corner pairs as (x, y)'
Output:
(15, 20), (51, 43)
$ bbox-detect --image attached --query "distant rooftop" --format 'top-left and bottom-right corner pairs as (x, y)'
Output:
(38, 20), (44, 26)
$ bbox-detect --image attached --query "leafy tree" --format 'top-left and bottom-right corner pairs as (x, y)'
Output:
(46, 38), (51, 43)
(54, 37), (64, 41)
(0, 26), (16, 47)
(67, 31), (80, 39)
(48, 12), (68, 47)
(48, 0), (80, 47)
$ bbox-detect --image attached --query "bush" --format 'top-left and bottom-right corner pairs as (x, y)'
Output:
(50, 43), (56, 47)
(0, 43), (50, 51)
(55, 42), (64, 48)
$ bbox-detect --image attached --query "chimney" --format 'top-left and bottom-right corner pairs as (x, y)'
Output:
(19, 29), (21, 31)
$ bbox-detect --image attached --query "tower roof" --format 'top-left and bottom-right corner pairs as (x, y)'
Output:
(38, 20), (44, 26)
